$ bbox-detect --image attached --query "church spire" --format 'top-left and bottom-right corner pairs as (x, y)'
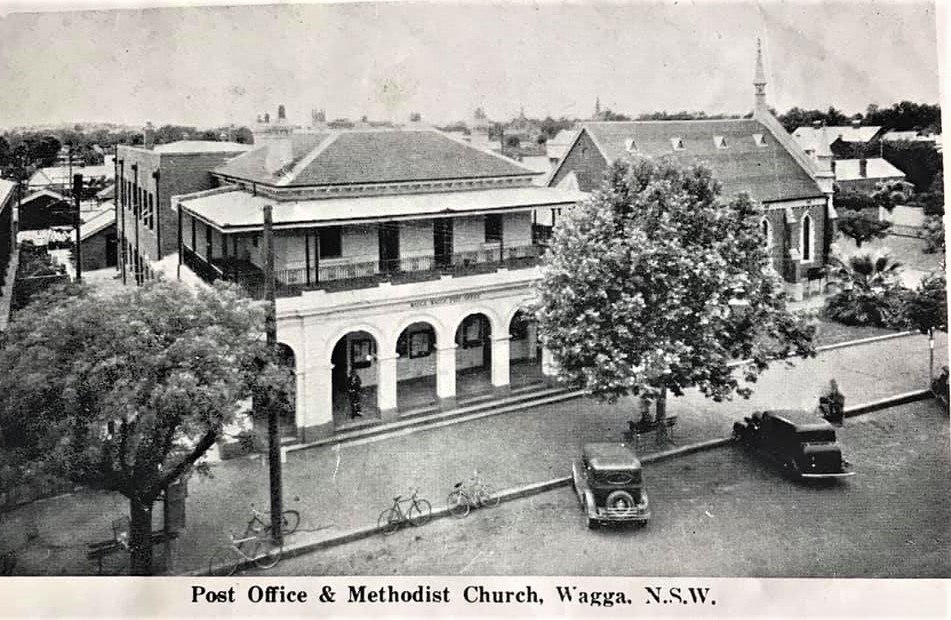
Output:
(754, 38), (767, 111)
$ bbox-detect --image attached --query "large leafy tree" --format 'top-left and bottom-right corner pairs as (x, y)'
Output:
(0, 280), (290, 575)
(537, 157), (815, 441)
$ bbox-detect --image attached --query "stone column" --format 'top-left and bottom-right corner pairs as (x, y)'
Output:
(376, 354), (399, 419)
(491, 335), (511, 390)
(298, 362), (334, 442)
(436, 344), (457, 407)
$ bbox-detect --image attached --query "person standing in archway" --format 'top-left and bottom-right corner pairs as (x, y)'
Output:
(347, 368), (363, 419)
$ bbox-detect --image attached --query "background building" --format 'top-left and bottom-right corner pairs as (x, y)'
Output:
(546, 43), (835, 300)
(116, 137), (252, 283)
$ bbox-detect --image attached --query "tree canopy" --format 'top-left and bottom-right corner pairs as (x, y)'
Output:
(0, 280), (290, 574)
(536, 156), (815, 414)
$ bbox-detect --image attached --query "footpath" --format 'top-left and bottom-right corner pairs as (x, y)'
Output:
(1, 331), (946, 575)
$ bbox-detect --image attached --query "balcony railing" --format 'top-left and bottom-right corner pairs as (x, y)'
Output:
(185, 243), (544, 299)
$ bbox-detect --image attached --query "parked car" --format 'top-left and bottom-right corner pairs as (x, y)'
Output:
(571, 443), (650, 529)
(733, 410), (854, 480)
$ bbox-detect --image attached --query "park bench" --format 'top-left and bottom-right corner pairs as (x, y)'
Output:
(625, 415), (678, 449)
(86, 517), (177, 575)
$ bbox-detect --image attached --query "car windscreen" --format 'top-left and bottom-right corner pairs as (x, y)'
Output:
(798, 429), (836, 443)
(593, 470), (642, 485)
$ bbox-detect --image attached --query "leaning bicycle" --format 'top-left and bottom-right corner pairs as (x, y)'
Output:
(447, 470), (500, 518)
(208, 527), (281, 576)
(243, 504), (300, 538)
(377, 488), (432, 535)
(207, 505), (297, 575)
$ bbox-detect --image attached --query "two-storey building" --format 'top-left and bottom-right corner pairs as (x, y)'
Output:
(116, 139), (252, 283)
(174, 121), (584, 440)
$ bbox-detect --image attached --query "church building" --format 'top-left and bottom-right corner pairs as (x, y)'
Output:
(546, 42), (836, 300)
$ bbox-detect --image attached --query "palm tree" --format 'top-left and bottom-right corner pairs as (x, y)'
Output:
(831, 252), (904, 292)
(825, 252), (905, 326)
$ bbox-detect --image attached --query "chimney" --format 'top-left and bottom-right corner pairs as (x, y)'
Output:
(812, 120), (823, 129)
(311, 108), (327, 128)
(851, 118), (862, 129)
(859, 158), (868, 178)
(277, 104), (286, 122)
(409, 112), (422, 124)
(144, 121), (155, 149)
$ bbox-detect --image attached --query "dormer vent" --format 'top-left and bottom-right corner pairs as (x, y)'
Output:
(670, 137), (685, 151)
(624, 138), (637, 152)
(752, 133), (767, 147)
(714, 136), (728, 149)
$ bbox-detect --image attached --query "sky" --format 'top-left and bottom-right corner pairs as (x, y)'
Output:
(0, 1), (943, 129)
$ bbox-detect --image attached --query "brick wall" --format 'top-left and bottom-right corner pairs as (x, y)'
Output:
(549, 130), (609, 191)
(116, 147), (248, 277)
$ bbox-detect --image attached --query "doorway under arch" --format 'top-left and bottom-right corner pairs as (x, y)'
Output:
(275, 343), (298, 438)
(330, 330), (380, 426)
(455, 313), (493, 399)
(395, 321), (439, 412)
(508, 309), (544, 387)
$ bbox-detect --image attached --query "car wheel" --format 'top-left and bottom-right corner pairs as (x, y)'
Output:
(605, 490), (636, 512)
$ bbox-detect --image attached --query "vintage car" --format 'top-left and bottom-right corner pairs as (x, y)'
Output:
(732, 409), (855, 480)
(571, 443), (650, 528)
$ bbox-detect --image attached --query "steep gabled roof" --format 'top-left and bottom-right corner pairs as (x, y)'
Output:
(552, 119), (824, 203)
(214, 129), (538, 187)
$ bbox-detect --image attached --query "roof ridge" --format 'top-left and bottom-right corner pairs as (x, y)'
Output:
(434, 128), (542, 176)
(276, 132), (341, 187)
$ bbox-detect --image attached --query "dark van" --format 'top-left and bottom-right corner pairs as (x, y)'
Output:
(733, 410), (854, 480)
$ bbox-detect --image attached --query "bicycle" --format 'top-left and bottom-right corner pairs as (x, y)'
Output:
(207, 505), (298, 576)
(447, 470), (500, 518)
(377, 489), (432, 535)
(243, 505), (300, 538)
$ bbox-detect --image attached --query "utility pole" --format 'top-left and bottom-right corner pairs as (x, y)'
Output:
(72, 173), (83, 282)
(929, 327), (935, 384)
(263, 204), (283, 545)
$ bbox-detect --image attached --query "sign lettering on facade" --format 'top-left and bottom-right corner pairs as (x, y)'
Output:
(409, 293), (482, 308)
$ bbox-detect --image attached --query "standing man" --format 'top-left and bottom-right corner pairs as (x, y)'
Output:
(347, 368), (363, 419)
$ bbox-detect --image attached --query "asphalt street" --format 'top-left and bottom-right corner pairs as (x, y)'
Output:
(255, 399), (950, 577)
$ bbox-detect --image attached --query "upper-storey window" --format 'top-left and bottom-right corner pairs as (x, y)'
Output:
(485, 214), (503, 243)
(319, 226), (342, 259)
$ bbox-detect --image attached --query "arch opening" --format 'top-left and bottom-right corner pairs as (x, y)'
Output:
(275, 343), (297, 437)
(508, 309), (544, 387)
(455, 313), (493, 399)
(394, 321), (440, 412)
(330, 330), (380, 426)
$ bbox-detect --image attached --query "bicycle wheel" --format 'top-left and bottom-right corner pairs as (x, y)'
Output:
(408, 499), (432, 527)
(378, 507), (402, 536)
(281, 510), (300, 535)
(447, 490), (471, 519)
(477, 484), (501, 508)
(251, 537), (282, 570)
(208, 546), (240, 577)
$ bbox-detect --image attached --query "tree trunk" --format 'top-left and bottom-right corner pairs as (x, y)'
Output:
(129, 496), (154, 576)
(655, 386), (668, 447)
